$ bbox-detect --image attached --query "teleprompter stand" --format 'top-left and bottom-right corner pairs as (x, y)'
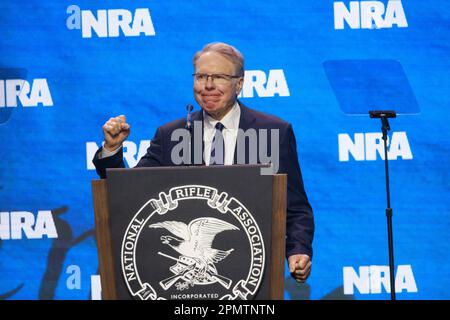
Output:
(369, 110), (397, 300)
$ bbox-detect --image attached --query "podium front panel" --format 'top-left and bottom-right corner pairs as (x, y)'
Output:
(105, 165), (277, 300)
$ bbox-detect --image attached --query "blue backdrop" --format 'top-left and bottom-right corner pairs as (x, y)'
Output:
(0, 0), (449, 300)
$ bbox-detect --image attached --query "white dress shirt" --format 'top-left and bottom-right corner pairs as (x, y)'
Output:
(203, 102), (240, 166)
(100, 102), (241, 165)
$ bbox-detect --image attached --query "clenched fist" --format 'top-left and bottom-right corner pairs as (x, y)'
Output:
(288, 254), (312, 283)
(102, 115), (131, 152)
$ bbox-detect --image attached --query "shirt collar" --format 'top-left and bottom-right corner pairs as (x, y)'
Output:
(203, 101), (240, 131)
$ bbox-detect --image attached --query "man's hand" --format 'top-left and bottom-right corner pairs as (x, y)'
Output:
(102, 115), (131, 152)
(288, 254), (312, 283)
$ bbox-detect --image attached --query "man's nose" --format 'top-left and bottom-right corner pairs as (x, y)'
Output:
(205, 76), (215, 89)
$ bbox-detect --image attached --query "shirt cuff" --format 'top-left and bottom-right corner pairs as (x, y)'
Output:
(100, 145), (122, 158)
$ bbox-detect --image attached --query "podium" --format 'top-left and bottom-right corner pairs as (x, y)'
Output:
(91, 165), (287, 300)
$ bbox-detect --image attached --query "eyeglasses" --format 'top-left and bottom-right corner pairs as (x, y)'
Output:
(192, 73), (241, 85)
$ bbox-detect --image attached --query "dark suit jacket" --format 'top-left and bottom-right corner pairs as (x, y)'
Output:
(93, 102), (314, 259)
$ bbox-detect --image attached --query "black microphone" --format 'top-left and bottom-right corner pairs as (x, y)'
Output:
(185, 104), (194, 166)
(185, 104), (193, 131)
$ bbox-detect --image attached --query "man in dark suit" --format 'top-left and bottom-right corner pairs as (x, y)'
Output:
(93, 42), (314, 283)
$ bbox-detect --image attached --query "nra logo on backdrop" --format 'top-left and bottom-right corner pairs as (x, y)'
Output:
(343, 265), (418, 295)
(239, 69), (290, 99)
(0, 78), (53, 107)
(86, 140), (151, 170)
(334, 0), (408, 30)
(338, 131), (413, 162)
(0, 210), (58, 240)
(66, 5), (156, 38)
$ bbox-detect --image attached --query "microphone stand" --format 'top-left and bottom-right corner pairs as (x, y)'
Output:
(369, 110), (396, 301)
(185, 104), (193, 166)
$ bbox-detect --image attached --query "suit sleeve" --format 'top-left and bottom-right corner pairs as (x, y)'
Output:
(279, 123), (315, 259)
(92, 127), (165, 178)
(92, 147), (125, 179)
(135, 126), (165, 167)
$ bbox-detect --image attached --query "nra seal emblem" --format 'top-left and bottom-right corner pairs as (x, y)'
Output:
(120, 185), (265, 300)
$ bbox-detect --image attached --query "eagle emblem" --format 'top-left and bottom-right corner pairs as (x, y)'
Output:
(149, 217), (238, 290)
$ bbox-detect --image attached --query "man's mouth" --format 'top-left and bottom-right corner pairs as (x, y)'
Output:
(202, 95), (221, 105)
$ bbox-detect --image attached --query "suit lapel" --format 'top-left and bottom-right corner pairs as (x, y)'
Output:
(234, 101), (257, 164)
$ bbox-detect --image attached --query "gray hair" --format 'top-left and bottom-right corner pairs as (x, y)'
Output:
(193, 42), (245, 77)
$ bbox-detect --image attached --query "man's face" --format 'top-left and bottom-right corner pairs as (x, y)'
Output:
(193, 52), (243, 120)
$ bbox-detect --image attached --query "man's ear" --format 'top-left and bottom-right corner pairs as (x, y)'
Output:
(236, 76), (244, 95)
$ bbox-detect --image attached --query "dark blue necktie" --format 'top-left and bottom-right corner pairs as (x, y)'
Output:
(210, 122), (225, 165)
